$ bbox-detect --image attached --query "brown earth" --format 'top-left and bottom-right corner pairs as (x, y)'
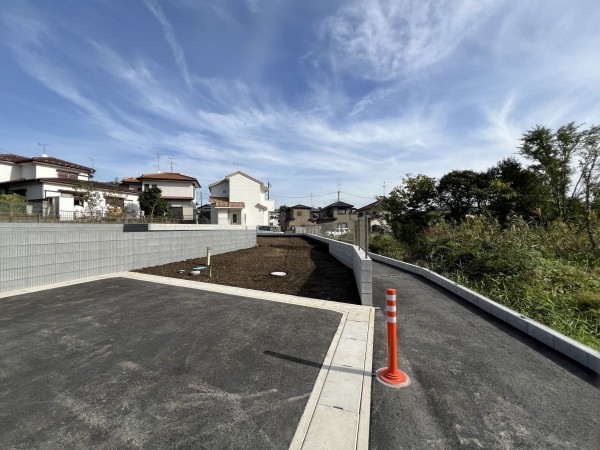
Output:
(134, 236), (361, 305)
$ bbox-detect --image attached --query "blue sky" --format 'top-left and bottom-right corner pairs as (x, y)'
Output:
(1, 0), (599, 208)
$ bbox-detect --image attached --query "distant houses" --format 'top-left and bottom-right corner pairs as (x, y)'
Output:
(0, 153), (139, 219)
(121, 172), (200, 220)
(208, 171), (274, 226)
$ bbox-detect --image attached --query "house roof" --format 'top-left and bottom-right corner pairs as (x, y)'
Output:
(0, 153), (95, 174)
(324, 201), (354, 208)
(208, 171), (268, 189)
(124, 172), (200, 187)
(357, 198), (385, 212)
(0, 177), (139, 195)
(290, 204), (312, 209)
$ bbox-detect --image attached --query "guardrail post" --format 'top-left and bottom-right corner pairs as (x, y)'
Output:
(376, 288), (410, 388)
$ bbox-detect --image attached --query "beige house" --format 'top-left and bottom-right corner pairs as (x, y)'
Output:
(357, 198), (389, 232)
(0, 153), (140, 218)
(280, 204), (313, 232)
(315, 201), (355, 229)
(208, 171), (274, 226)
(121, 172), (200, 220)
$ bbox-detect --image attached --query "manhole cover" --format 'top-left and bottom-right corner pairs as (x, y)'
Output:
(271, 272), (286, 277)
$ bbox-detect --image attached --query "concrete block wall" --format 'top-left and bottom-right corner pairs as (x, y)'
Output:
(0, 224), (255, 293)
(303, 234), (372, 306)
(369, 252), (600, 373)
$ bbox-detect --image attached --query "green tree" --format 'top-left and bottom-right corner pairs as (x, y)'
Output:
(0, 193), (27, 216)
(385, 174), (440, 242)
(487, 158), (550, 222)
(579, 125), (600, 248)
(138, 186), (170, 220)
(519, 123), (582, 220)
(437, 170), (481, 221)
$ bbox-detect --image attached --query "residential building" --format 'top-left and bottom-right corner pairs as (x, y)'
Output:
(316, 201), (355, 229)
(357, 198), (389, 232)
(121, 172), (200, 220)
(208, 171), (274, 226)
(281, 204), (313, 232)
(0, 153), (139, 218)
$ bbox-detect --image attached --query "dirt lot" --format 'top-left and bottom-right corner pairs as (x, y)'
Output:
(135, 236), (360, 304)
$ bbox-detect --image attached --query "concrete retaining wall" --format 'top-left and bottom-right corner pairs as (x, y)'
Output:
(0, 223), (255, 293)
(369, 252), (600, 373)
(303, 234), (372, 307)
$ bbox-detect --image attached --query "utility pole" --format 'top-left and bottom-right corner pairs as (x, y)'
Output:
(89, 157), (95, 169)
(168, 157), (175, 172)
(267, 182), (271, 200)
(310, 193), (313, 207)
(337, 182), (341, 202)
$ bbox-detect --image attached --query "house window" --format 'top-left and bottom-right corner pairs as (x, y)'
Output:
(223, 189), (227, 194)
(152, 184), (157, 188)
(57, 171), (78, 179)
(144, 184), (150, 190)
(232, 213), (238, 224)
(297, 211), (302, 216)
(338, 208), (347, 214)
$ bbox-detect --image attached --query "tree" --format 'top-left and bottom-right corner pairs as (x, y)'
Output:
(385, 174), (440, 242)
(0, 193), (27, 216)
(487, 158), (549, 222)
(579, 125), (600, 248)
(437, 170), (481, 221)
(138, 186), (170, 220)
(74, 182), (102, 217)
(519, 123), (582, 220)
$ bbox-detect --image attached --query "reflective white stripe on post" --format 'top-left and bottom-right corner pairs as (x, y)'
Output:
(386, 305), (396, 312)
(387, 316), (397, 323)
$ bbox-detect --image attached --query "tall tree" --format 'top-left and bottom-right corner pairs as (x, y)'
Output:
(579, 125), (600, 248)
(385, 174), (439, 242)
(437, 170), (481, 221)
(519, 123), (582, 219)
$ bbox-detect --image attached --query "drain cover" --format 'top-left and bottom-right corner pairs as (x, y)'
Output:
(271, 271), (286, 276)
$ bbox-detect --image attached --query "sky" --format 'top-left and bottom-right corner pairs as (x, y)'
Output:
(1, 0), (599, 208)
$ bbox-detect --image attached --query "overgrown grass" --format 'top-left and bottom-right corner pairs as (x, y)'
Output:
(370, 218), (600, 350)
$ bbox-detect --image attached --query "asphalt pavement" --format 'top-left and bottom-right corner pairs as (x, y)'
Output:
(0, 277), (342, 449)
(369, 260), (600, 449)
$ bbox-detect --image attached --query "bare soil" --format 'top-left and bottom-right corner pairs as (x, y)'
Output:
(134, 236), (361, 305)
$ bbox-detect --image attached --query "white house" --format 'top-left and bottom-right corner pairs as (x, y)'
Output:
(208, 171), (275, 226)
(0, 153), (140, 218)
(121, 172), (200, 220)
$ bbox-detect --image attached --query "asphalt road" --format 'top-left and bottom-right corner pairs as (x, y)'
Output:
(369, 261), (600, 449)
(0, 278), (342, 449)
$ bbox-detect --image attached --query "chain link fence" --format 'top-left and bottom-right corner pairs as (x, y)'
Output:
(294, 215), (372, 254)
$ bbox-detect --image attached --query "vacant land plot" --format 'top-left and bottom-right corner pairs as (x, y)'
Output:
(135, 236), (361, 304)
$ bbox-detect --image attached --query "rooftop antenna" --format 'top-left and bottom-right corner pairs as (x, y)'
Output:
(154, 151), (162, 172)
(337, 182), (341, 202)
(310, 193), (313, 207)
(382, 181), (387, 198)
(168, 156), (175, 173)
(233, 162), (241, 171)
(38, 142), (51, 157)
(89, 157), (95, 170)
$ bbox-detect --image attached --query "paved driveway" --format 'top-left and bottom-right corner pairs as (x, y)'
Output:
(0, 277), (343, 448)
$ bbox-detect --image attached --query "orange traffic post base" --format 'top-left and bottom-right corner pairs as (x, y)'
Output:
(376, 288), (411, 388)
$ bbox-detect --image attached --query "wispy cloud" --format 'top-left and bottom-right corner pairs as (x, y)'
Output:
(144, 0), (194, 90)
(318, 0), (500, 82)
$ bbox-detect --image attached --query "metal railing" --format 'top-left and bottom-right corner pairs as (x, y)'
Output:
(294, 215), (372, 254)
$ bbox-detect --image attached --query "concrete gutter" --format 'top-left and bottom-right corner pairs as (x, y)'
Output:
(369, 252), (600, 374)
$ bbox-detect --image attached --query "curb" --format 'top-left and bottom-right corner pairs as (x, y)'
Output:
(369, 253), (600, 374)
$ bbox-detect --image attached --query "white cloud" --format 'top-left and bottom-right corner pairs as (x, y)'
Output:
(318, 0), (500, 82)
(144, 0), (194, 90)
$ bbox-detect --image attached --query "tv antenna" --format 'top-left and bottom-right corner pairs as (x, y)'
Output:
(89, 157), (95, 169)
(154, 151), (162, 172)
(168, 157), (175, 172)
(382, 181), (387, 197)
(38, 142), (51, 157)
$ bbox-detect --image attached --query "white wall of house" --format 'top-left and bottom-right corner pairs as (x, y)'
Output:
(228, 174), (274, 226)
(0, 162), (17, 181)
(141, 181), (193, 198)
(210, 181), (229, 197)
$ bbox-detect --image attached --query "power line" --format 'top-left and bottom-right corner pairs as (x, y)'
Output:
(341, 191), (377, 199)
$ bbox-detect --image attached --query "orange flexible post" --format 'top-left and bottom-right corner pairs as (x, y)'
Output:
(376, 288), (410, 387)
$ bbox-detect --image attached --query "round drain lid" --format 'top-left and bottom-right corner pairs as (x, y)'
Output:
(271, 271), (286, 276)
